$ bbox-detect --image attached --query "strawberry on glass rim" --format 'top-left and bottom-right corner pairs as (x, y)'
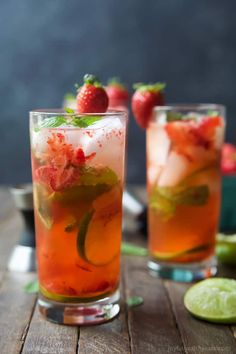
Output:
(131, 82), (166, 129)
(76, 74), (109, 113)
(105, 77), (129, 108)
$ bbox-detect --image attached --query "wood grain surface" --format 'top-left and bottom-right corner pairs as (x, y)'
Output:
(0, 187), (235, 354)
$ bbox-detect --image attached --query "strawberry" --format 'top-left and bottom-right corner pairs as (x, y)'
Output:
(76, 74), (108, 113)
(165, 115), (223, 153)
(131, 82), (165, 128)
(221, 143), (236, 175)
(105, 78), (129, 108)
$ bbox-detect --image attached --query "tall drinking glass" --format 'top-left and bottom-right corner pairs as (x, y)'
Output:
(147, 105), (225, 281)
(30, 110), (127, 325)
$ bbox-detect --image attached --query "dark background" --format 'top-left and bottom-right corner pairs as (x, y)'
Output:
(0, 0), (235, 184)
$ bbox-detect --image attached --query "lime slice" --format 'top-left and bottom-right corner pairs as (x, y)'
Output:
(34, 184), (53, 229)
(40, 285), (111, 303)
(216, 234), (236, 265)
(184, 278), (236, 324)
(153, 243), (210, 261)
(77, 186), (122, 266)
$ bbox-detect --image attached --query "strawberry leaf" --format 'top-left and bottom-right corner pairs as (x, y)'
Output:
(64, 93), (76, 100)
(133, 82), (166, 92)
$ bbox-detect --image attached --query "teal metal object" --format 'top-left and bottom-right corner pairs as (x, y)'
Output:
(220, 176), (236, 232)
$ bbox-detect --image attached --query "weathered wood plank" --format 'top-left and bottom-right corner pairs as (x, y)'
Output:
(166, 281), (236, 354)
(0, 212), (22, 270)
(21, 307), (79, 354)
(78, 270), (131, 354)
(123, 256), (184, 354)
(0, 272), (36, 354)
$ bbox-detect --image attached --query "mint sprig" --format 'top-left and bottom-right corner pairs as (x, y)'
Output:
(71, 116), (101, 127)
(37, 116), (66, 130)
(36, 108), (102, 131)
(166, 112), (197, 122)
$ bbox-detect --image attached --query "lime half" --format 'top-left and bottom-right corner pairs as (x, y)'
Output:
(184, 278), (236, 324)
(216, 234), (236, 265)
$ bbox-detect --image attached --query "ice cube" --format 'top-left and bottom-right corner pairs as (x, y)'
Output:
(31, 129), (52, 156)
(158, 151), (190, 187)
(147, 126), (170, 166)
(81, 117), (126, 175)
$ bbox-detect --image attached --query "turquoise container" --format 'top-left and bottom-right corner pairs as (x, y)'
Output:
(220, 176), (236, 232)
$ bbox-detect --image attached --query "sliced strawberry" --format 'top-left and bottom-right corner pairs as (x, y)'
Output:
(131, 82), (165, 129)
(166, 116), (223, 153)
(50, 166), (78, 191)
(76, 74), (108, 113)
(36, 166), (57, 185)
(221, 143), (236, 175)
(105, 78), (129, 108)
(198, 116), (223, 144)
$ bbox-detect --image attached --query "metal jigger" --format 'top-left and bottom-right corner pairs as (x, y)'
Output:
(8, 184), (36, 272)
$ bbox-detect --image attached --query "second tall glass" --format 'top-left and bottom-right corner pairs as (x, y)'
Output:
(147, 104), (225, 281)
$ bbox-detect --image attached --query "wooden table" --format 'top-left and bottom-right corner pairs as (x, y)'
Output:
(0, 186), (235, 354)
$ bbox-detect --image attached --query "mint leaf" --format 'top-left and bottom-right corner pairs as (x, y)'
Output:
(127, 296), (144, 308)
(37, 116), (66, 130)
(207, 110), (219, 117)
(166, 112), (197, 122)
(65, 107), (75, 114)
(24, 280), (39, 294)
(166, 111), (183, 122)
(121, 242), (148, 256)
(160, 184), (210, 206)
(71, 116), (101, 128)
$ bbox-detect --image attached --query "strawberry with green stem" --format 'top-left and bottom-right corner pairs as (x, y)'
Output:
(131, 82), (165, 128)
(76, 74), (109, 113)
(105, 77), (129, 108)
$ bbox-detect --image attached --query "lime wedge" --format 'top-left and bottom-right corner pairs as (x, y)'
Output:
(153, 243), (210, 261)
(184, 278), (236, 324)
(77, 186), (122, 266)
(216, 234), (236, 265)
(40, 285), (111, 303)
(34, 184), (53, 229)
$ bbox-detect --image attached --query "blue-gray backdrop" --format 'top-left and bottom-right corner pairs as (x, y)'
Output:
(0, 0), (235, 184)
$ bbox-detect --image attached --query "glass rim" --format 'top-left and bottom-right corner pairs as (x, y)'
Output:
(30, 108), (127, 117)
(153, 103), (226, 112)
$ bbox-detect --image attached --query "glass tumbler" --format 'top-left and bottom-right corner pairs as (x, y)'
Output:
(146, 104), (225, 281)
(30, 109), (127, 325)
